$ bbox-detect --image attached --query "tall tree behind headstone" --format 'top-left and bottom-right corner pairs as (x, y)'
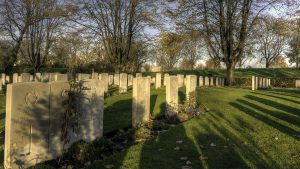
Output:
(169, 0), (299, 85)
(74, 0), (156, 72)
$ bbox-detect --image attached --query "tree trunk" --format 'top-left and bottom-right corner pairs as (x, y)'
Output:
(266, 62), (270, 68)
(226, 63), (235, 86)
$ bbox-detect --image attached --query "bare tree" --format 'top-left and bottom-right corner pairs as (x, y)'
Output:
(156, 32), (183, 70)
(254, 16), (290, 68)
(72, 0), (154, 72)
(179, 31), (202, 70)
(19, 0), (66, 72)
(0, 0), (34, 72)
(170, 0), (299, 85)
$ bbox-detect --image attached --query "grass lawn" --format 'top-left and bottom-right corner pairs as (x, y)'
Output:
(0, 87), (299, 168)
(87, 87), (300, 169)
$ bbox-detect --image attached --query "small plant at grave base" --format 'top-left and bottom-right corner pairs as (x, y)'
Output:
(65, 140), (91, 165)
(181, 92), (200, 116)
(89, 137), (115, 160)
(166, 91), (208, 124)
(165, 112), (190, 124)
(133, 123), (152, 143)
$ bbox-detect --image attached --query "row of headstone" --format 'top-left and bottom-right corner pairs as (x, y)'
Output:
(140, 73), (225, 90)
(251, 76), (271, 90)
(4, 80), (105, 169)
(295, 80), (300, 88)
(132, 75), (199, 126)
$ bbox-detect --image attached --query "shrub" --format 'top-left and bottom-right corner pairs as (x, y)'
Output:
(65, 140), (91, 165)
(90, 137), (115, 159)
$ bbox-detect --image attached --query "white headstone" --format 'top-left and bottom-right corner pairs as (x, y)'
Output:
(166, 76), (178, 117)
(155, 73), (162, 89)
(19, 73), (31, 82)
(114, 74), (120, 86)
(119, 73), (128, 93)
(99, 73), (109, 92)
(5, 82), (51, 168)
(186, 75), (197, 99)
(79, 79), (104, 142)
(132, 77), (151, 127)
(12, 73), (18, 83)
(177, 74), (184, 87)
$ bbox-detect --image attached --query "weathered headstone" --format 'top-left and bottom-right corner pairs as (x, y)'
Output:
(119, 73), (128, 93)
(163, 73), (169, 86)
(265, 78), (268, 88)
(12, 73), (18, 83)
(35, 73), (42, 82)
(114, 74), (120, 86)
(198, 76), (203, 87)
(210, 77), (214, 86)
(166, 76), (178, 117)
(177, 74), (184, 87)
(258, 77), (263, 89)
(55, 74), (68, 82)
(132, 77), (151, 127)
(215, 77), (219, 86)
(77, 73), (90, 81)
(186, 75), (197, 99)
(78, 79), (104, 142)
(49, 73), (59, 82)
(49, 82), (70, 158)
(108, 75), (114, 85)
(41, 73), (50, 82)
(204, 76), (209, 86)
(155, 73), (162, 89)
(5, 80), (105, 168)
(251, 76), (255, 91)
(19, 73), (31, 82)
(5, 82), (51, 169)
(268, 78), (271, 87)
(99, 73), (109, 92)
(296, 80), (300, 88)
(255, 77), (258, 90)
(5, 75), (10, 84)
(91, 72), (99, 79)
(1, 73), (6, 85)
(128, 74), (133, 86)
(136, 73), (142, 78)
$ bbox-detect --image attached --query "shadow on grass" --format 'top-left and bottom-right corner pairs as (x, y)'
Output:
(150, 94), (158, 115)
(267, 89), (300, 99)
(244, 95), (300, 117)
(230, 100), (300, 140)
(252, 92), (300, 105)
(103, 98), (132, 134)
(178, 89), (186, 104)
(193, 112), (280, 168)
(108, 86), (119, 95)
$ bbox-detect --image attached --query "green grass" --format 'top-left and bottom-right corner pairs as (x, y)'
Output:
(87, 87), (300, 169)
(143, 68), (300, 78)
(104, 85), (185, 134)
(0, 87), (299, 168)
